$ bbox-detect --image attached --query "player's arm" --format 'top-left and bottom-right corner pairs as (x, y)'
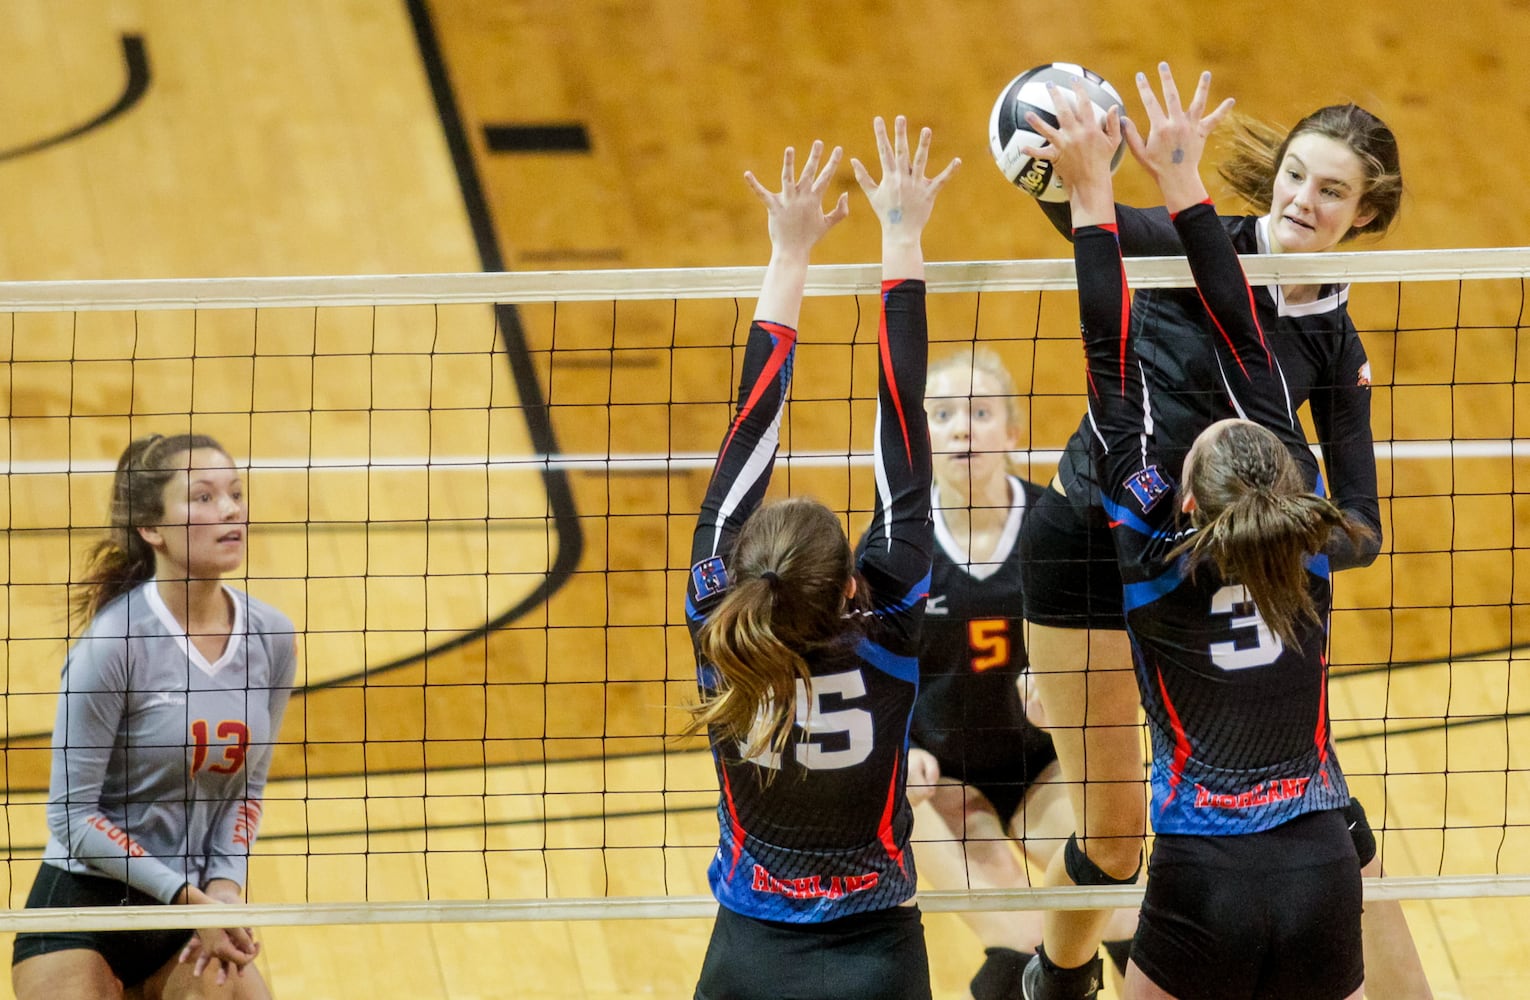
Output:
(1123, 66), (1296, 430)
(850, 117), (956, 609)
(856, 278), (934, 601)
(47, 635), (191, 903)
(1170, 201), (1302, 431)
(1025, 81), (1180, 547)
(1309, 331), (1383, 568)
(204, 628), (297, 886)
(1020, 83), (1140, 461)
(687, 141), (848, 586)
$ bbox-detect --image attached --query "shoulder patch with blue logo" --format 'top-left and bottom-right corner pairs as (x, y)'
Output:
(690, 556), (730, 600)
(1125, 464), (1173, 513)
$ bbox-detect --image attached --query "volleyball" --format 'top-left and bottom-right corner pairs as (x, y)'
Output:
(989, 62), (1125, 202)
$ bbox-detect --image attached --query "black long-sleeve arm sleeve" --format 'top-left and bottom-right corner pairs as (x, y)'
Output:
(1308, 333), (1383, 569)
(857, 280), (935, 623)
(689, 317), (798, 578)
(686, 282), (933, 634)
(1168, 202), (1301, 434)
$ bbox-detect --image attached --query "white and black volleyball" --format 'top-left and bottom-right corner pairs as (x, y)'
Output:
(989, 62), (1126, 202)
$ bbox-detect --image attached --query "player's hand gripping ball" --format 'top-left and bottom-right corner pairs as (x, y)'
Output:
(990, 62), (1125, 202)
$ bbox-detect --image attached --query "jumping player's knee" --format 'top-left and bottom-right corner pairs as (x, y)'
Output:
(1064, 833), (1142, 887)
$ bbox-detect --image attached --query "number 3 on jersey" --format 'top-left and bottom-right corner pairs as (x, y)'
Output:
(1208, 584), (1284, 671)
(742, 670), (873, 771)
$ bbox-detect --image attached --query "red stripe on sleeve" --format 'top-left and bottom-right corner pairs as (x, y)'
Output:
(716, 322), (796, 462)
(879, 280), (915, 470)
(1168, 198), (1215, 222)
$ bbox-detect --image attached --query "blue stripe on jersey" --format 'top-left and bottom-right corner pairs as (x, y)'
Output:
(1123, 560), (1187, 612)
(854, 637), (919, 684)
(1307, 552), (1330, 581)
(1101, 493), (1163, 538)
(874, 570), (931, 615)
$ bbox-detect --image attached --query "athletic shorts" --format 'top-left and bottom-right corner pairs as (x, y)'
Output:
(926, 726), (1058, 828)
(1018, 486), (1125, 630)
(12, 863), (192, 988)
(1132, 809), (1364, 1000)
(695, 902), (931, 1000)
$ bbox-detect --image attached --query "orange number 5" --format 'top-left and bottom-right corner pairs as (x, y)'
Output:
(968, 619), (1010, 672)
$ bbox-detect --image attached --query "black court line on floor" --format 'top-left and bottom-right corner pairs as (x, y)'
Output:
(0, 34), (150, 162)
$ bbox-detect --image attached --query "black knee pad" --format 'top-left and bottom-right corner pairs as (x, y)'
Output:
(1343, 796), (1378, 868)
(1064, 833), (1142, 887)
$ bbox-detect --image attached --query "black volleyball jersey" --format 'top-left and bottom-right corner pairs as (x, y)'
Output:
(1041, 202), (1380, 571)
(686, 280), (934, 923)
(892, 477), (1051, 777)
(1075, 206), (1350, 837)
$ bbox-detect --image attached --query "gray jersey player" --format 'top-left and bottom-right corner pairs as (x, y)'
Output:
(13, 433), (295, 1000)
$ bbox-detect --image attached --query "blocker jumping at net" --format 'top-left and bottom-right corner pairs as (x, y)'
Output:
(1023, 65), (1372, 1000)
(1014, 61), (1430, 1000)
(681, 117), (956, 1000)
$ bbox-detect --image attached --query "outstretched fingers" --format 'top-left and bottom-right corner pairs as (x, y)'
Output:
(1186, 69), (1236, 133)
(1156, 61), (1182, 118)
(810, 143), (844, 194)
(873, 115), (893, 173)
(1203, 94), (1236, 134)
(927, 149), (961, 193)
(893, 114), (909, 172)
(747, 138), (849, 253)
(911, 123), (931, 179)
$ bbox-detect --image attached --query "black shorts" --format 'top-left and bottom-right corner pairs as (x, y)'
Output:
(1132, 809), (1364, 1000)
(928, 726), (1058, 828)
(1018, 486), (1125, 630)
(12, 863), (191, 988)
(695, 903), (931, 1000)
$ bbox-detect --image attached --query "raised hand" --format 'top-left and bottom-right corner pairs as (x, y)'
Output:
(744, 140), (850, 259)
(1123, 62), (1235, 212)
(1019, 79), (1123, 226)
(851, 116), (960, 279)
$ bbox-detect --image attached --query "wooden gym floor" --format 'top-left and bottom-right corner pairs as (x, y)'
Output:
(1, 1), (1529, 996)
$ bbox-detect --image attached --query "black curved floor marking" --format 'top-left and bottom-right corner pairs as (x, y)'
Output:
(0, 5), (580, 749)
(292, 0), (580, 686)
(0, 35), (149, 163)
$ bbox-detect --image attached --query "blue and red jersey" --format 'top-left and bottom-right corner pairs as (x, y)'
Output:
(685, 280), (934, 921)
(1075, 206), (1350, 837)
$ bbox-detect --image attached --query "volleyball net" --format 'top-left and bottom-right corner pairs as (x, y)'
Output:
(1, 248), (1528, 936)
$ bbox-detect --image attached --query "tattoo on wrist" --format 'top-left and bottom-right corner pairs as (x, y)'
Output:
(1172, 148), (1184, 164)
(888, 208), (903, 224)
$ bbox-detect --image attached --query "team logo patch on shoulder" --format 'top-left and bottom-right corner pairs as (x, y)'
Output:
(1124, 464), (1173, 513)
(690, 556), (730, 598)
(1356, 362), (1372, 388)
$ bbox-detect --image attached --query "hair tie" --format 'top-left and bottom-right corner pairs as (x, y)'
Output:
(759, 570), (781, 585)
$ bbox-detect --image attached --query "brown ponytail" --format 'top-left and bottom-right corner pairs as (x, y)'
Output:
(1171, 422), (1369, 647)
(683, 497), (857, 763)
(72, 433), (227, 629)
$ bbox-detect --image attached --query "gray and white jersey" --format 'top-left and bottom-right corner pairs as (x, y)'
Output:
(43, 580), (297, 903)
